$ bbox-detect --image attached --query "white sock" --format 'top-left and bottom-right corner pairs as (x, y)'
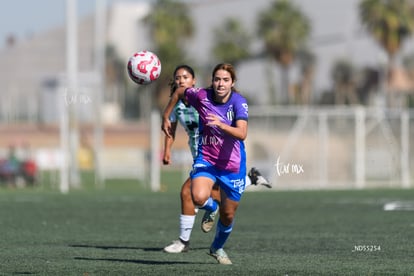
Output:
(179, 214), (196, 242)
(245, 175), (252, 187)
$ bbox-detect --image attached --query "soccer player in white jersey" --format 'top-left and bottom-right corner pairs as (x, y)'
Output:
(163, 65), (270, 256)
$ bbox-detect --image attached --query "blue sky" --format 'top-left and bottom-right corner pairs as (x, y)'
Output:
(0, 0), (118, 48)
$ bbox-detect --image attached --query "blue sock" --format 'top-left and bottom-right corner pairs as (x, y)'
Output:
(200, 197), (218, 212)
(212, 220), (233, 250)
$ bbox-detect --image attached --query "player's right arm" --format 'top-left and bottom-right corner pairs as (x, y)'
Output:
(162, 87), (186, 138)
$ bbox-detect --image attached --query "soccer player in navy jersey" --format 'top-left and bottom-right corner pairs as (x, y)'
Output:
(162, 65), (270, 255)
(162, 63), (258, 264)
(162, 65), (222, 254)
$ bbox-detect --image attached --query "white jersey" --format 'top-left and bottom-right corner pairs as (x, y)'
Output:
(169, 100), (199, 159)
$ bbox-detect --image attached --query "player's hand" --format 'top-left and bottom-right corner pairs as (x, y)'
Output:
(163, 153), (171, 165)
(169, 82), (178, 96)
(206, 114), (223, 129)
(162, 118), (173, 138)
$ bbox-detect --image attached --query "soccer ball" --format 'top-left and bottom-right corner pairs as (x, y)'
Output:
(127, 50), (162, 85)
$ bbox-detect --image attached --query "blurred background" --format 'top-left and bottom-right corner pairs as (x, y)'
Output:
(0, 0), (413, 192)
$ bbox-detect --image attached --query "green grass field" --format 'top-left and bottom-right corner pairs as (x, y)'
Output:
(1, 174), (414, 275)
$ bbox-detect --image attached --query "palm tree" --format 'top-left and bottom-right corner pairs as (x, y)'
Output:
(295, 48), (316, 105)
(402, 52), (414, 107)
(359, 0), (414, 103)
(105, 44), (130, 116)
(211, 18), (251, 66)
(331, 59), (359, 105)
(360, 0), (414, 62)
(402, 52), (414, 77)
(143, 0), (194, 109)
(257, 0), (311, 104)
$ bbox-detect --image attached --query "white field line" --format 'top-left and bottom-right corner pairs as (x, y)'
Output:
(383, 201), (414, 211)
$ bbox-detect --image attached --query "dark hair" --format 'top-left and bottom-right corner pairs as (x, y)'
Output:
(211, 63), (237, 82)
(210, 63), (238, 92)
(169, 65), (196, 95)
(173, 65), (195, 79)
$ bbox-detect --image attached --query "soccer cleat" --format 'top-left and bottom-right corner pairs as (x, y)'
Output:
(208, 247), (232, 265)
(163, 239), (189, 253)
(201, 205), (219, 233)
(248, 167), (272, 188)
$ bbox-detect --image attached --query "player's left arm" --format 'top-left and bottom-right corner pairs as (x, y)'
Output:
(162, 121), (178, 165)
(206, 98), (248, 140)
(206, 116), (247, 140)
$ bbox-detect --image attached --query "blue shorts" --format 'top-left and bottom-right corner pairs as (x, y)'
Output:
(190, 159), (246, 202)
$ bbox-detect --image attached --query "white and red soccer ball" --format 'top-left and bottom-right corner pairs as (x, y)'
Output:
(127, 50), (161, 85)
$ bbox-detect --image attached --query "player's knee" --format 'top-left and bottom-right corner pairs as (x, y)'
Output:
(192, 197), (206, 207)
(191, 192), (208, 207)
(180, 185), (192, 201)
(219, 210), (235, 225)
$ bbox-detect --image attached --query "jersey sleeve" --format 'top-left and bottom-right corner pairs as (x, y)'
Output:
(184, 87), (200, 108)
(234, 95), (248, 121)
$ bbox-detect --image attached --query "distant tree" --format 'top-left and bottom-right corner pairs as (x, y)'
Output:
(144, 0), (194, 109)
(331, 59), (359, 105)
(359, 0), (414, 63)
(402, 52), (414, 75)
(358, 67), (381, 105)
(106, 45), (126, 86)
(211, 18), (251, 66)
(257, 0), (311, 104)
(105, 45), (130, 116)
(359, 0), (414, 104)
(402, 52), (414, 107)
(294, 48), (316, 105)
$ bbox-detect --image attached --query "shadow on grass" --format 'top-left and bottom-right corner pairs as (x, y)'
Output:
(69, 244), (210, 251)
(69, 244), (162, 251)
(74, 257), (205, 265)
(71, 244), (212, 265)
